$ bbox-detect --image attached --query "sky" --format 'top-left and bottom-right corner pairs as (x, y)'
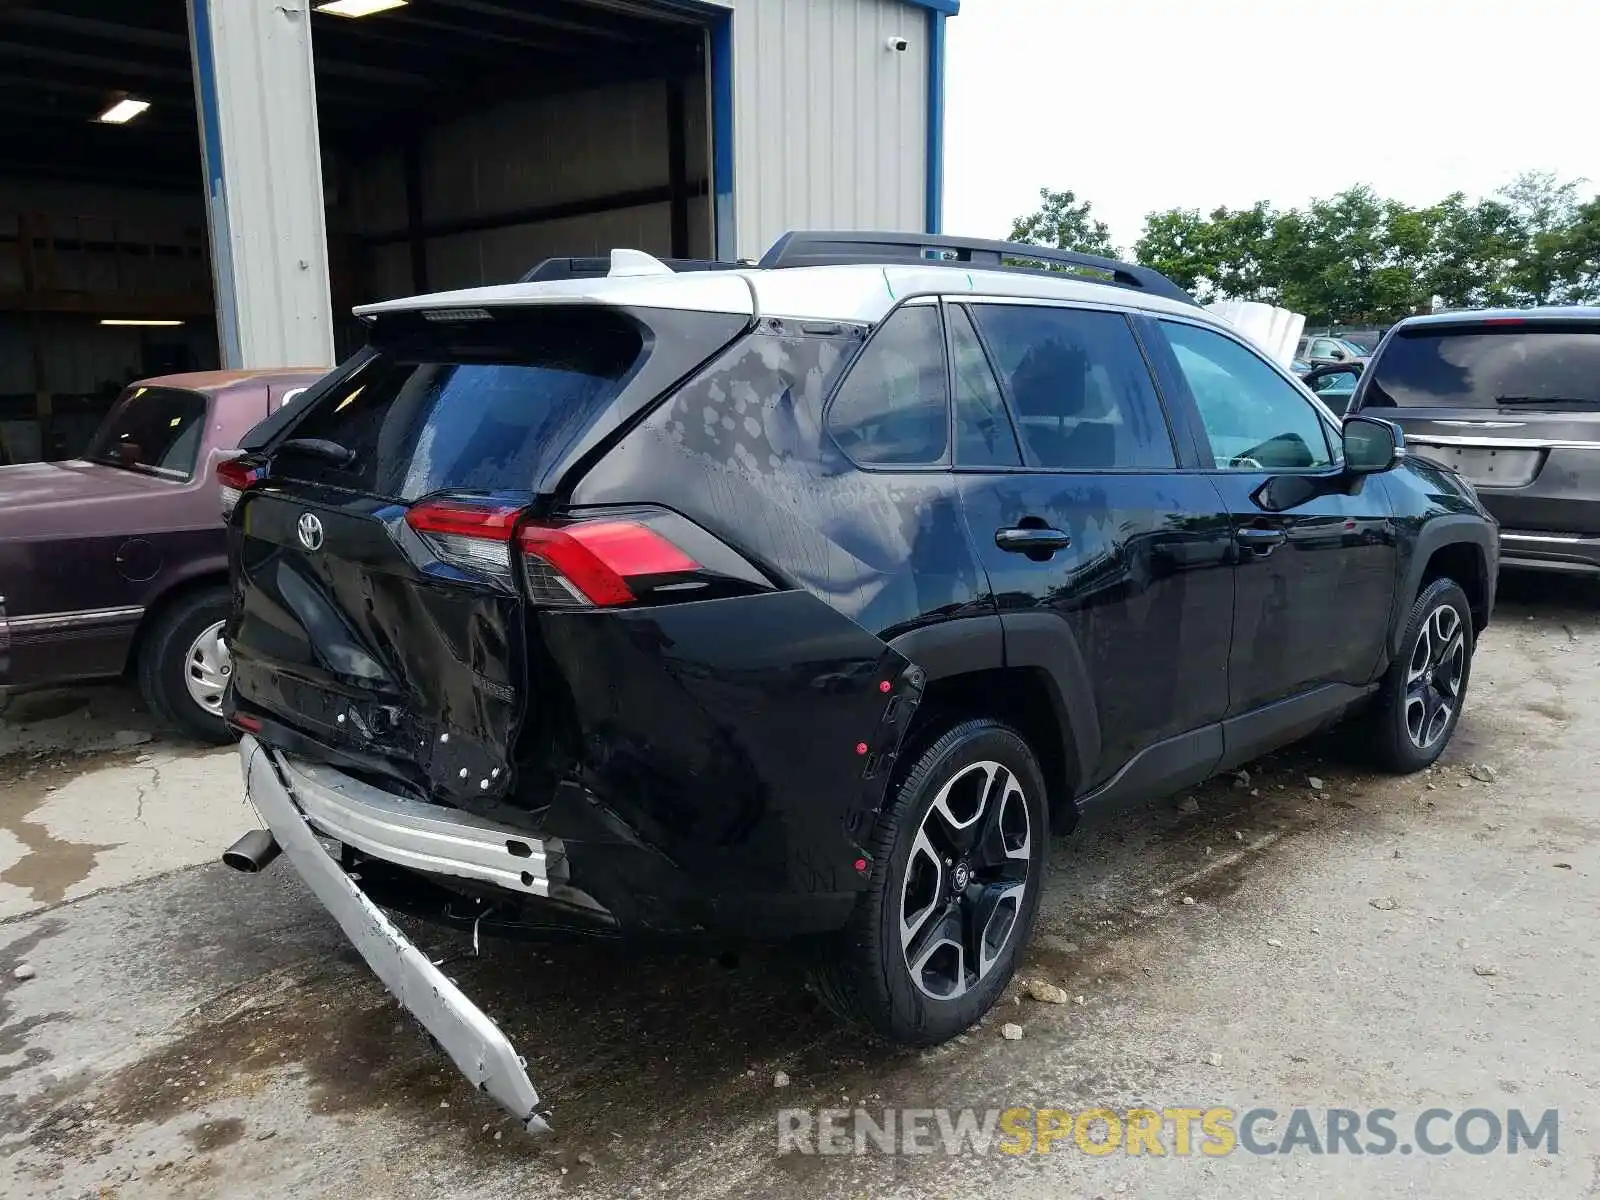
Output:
(943, 0), (1598, 254)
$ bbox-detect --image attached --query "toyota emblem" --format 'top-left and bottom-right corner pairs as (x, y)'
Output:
(297, 512), (324, 551)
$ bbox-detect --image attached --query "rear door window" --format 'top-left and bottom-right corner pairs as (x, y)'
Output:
(274, 309), (644, 499)
(1364, 325), (1600, 409)
(969, 304), (1176, 469)
(949, 305), (1022, 467)
(827, 304), (950, 466)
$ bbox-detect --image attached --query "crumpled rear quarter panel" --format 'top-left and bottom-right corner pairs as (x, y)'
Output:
(530, 589), (919, 931)
(569, 322), (990, 640)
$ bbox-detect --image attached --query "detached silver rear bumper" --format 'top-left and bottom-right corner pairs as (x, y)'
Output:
(239, 735), (549, 1132)
(274, 751), (552, 896)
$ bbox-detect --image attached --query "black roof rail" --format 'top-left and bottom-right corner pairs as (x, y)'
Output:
(518, 255), (741, 283)
(757, 231), (1198, 306)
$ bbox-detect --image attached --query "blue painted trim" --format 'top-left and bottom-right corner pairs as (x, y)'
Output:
(924, 10), (947, 235)
(708, 10), (736, 260)
(904, 0), (960, 14)
(187, 0), (240, 368)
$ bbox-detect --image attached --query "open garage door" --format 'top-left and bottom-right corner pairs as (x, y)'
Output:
(310, 0), (719, 355)
(0, 3), (217, 463)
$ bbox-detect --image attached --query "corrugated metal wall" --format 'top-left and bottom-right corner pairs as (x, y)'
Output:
(194, 0), (933, 363)
(729, 0), (928, 259)
(343, 78), (711, 300)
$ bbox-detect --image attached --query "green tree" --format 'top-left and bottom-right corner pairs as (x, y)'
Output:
(1133, 208), (1217, 295)
(1499, 171), (1591, 304)
(1026, 174), (1600, 322)
(1424, 194), (1525, 309)
(1133, 203), (1278, 302)
(1008, 187), (1117, 258)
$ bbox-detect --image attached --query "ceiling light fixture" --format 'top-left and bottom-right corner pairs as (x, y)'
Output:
(100, 319), (185, 327)
(96, 98), (150, 125)
(314, 0), (408, 17)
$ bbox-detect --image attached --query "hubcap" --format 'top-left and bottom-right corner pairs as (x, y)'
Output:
(1404, 604), (1465, 749)
(900, 760), (1032, 1001)
(184, 620), (232, 716)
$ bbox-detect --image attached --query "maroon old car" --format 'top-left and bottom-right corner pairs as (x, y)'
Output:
(0, 368), (325, 741)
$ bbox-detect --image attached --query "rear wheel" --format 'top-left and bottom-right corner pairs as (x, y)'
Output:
(136, 586), (235, 746)
(810, 718), (1049, 1045)
(1365, 576), (1474, 773)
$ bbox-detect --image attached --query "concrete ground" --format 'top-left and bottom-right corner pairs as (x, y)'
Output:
(2, 575), (1597, 1199)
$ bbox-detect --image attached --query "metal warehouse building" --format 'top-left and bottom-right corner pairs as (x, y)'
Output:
(0, 0), (956, 464)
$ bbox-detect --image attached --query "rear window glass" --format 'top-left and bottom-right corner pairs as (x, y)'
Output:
(84, 386), (209, 479)
(1365, 325), (1600, 409)
(275, 309), (644, 498)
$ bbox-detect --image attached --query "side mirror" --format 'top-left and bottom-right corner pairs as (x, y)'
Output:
(1343, 414), (1401, 474)
(1329, 348), (1347, 361)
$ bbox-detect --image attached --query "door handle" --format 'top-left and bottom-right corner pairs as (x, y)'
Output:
(1235, 527), (1288, 552)
(996, 526), (1072, 554)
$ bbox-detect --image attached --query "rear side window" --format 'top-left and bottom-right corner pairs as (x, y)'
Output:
(276, 309), (643, 499)
(84, 386), (209, 480)
(1365, 325), (1600, 409)
(949, 305), (1022, 467)
(827, 305), (950, 466)
(970, 304), (1175, 469)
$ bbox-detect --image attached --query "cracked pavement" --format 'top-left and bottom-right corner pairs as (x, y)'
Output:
(2, 575), (1599, 1199)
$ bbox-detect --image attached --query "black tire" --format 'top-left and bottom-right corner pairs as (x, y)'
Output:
(136, 586), (235, 746)
(809, 718), (1049, 1045)
(1365, 576), (1474, 773)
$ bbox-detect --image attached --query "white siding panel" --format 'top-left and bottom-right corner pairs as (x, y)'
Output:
(196, 0), (335, 368)
(730, 0), (926, 258)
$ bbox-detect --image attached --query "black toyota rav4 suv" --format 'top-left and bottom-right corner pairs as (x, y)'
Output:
(222, 232), (1496, 1128)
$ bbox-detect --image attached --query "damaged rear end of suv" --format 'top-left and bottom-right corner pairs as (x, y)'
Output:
(227, 231), (1487, 1131)
(221, 261), (932, 1128)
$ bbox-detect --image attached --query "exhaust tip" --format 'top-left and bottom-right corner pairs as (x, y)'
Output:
(223, 829), (281, 873)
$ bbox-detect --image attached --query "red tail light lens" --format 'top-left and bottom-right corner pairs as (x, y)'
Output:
(518, 521), (699, 608)
(404, 501), (701, 606)
(217, 457), (267, 516)
(405, 500), (525, 581)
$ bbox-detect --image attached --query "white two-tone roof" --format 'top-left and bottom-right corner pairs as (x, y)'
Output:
(353, 251), (1217, 330)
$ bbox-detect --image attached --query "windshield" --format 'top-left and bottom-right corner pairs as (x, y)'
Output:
(275, 308), (645, 499)
(84, 386), (209, 479)
(1364, 325), (1600, 409)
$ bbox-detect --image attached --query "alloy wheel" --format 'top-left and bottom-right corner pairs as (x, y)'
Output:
(1404, 604), (1465, 749)
(184, 620), (232, 716)
(899, 760), (1032, 1001)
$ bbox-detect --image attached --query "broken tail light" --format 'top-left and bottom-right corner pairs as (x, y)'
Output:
(404, 499), (524, 582)
(404, 500), (702, 608)
(217, 457), (267, 517)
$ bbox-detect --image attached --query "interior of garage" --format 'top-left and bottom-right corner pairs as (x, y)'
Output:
(314, 0), (715, 356)
(0, 0), (715, 463)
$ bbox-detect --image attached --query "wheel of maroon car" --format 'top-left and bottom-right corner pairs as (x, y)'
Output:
(136, 585), (236, 746)
(809, 718), (1050, 1045)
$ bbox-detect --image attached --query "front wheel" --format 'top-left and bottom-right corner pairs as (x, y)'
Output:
(809, 718), (1049, 1045)
(136, 587), (236, 746)
(1366, 576), (1474, 773)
